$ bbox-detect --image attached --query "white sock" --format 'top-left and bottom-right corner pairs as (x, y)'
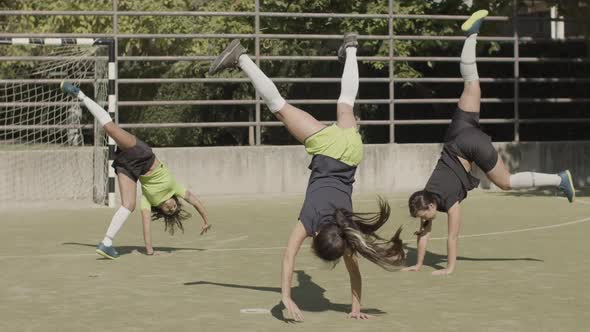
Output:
(337, 47), (359, 107)
(460, 34), (479, 82)
(509, 172), (561, 189)
(102, 206), (132, 246)
(76, 90), (113, 126)
(238, 55), (286, 113)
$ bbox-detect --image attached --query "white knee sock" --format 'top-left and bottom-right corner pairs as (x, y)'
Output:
(238, 55), (286, 113)
(102, 206), (132, 246)
(509, 172), (561, 189)
(337, 47), (359, 107)
(460, 34), (479, 82)
(75, 90), (113, 127)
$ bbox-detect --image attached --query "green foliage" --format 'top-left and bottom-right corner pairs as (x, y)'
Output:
(1, 0), (519, 146)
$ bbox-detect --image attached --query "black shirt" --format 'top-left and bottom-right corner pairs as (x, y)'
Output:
(425, 146), (480, 212)
(299, 154), (357, 236)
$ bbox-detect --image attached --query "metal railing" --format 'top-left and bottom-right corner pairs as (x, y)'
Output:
(1, 0), (588, 144)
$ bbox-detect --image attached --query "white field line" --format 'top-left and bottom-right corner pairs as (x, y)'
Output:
(0, 196), (588, 260)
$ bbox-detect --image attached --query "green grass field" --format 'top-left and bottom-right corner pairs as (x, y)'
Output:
(1, 191), (589, 332)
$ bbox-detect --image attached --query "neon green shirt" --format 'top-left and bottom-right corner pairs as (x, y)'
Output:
(140, 162), (186, 210)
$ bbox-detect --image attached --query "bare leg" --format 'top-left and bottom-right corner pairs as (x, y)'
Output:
(100, 173), (136, 247)
(274, 104), (326, 144)
(458, 29), (481, 114)
(458, 81), (481, 114)
(337, 104), (356, 129)
(66, 84), (138, 150)
(103, 122), (137, 150)
(117, 173), (137, 211)
(236, 54), (326, 143)
(336, 45), (359, 129)
(485, 155), (511, 190)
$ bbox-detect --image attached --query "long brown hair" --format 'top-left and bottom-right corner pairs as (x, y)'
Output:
(312, 197), (405, 271)
(151, 196), (191, 235)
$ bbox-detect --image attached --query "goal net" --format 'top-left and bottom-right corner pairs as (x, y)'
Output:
(0, 39), (110, 204)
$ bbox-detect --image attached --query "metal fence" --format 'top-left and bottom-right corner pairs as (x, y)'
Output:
(1, 0), (588, 144)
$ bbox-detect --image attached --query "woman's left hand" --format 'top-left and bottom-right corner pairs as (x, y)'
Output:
(200, 223), (212, 235)
(347, 311), (374, 320)
(432, 268), (453, 276)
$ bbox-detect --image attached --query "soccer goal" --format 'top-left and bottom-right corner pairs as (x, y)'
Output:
(0, 38), (116, 206)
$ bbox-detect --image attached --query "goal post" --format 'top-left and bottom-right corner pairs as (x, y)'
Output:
(0, 37), (116, 206)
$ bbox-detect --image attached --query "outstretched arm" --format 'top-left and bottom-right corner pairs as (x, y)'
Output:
(343, 253), (372, 319)
(183, 190), (211, 234)
(281, 222), (308, 321)
(402, 219), (432, 272)
(433, 202), (461, 276)
(141, 208), (155, 255)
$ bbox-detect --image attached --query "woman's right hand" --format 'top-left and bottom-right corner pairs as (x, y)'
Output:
(401, 264), (422, 272)
(282, 297), (304, 321)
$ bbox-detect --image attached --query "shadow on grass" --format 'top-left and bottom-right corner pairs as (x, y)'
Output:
(404, 247), (543, 270)
(62, 242), (205, 256)
(184, 270), (385, 322)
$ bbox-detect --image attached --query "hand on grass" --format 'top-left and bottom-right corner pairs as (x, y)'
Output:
(282, 297), (304, 322)
(431, 268), (453, 276)
(401, 265), (421, 272)
(200, 223), (212, 235)
(347, 311), (374, 320)
(145, 248), (166, 256)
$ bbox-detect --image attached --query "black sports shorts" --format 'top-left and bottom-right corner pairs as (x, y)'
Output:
(112, 139), (156, 182)
(444, 108), (498, 173)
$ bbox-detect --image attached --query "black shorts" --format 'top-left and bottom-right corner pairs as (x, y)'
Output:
(112, 139), (156, 182)
(444, 108), (498, 173)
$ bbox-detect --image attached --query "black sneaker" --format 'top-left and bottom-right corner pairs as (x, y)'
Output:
(337, 32), (359, 63)
(208, 39), (248, 75)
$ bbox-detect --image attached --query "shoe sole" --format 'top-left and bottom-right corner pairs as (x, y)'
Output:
(461, 9), (489, 31)
(96, 248), (118, 260)
(209, 39), (242, 75)
(338, 33), (359, 62)
(564, 170), (575, 203)
(60, 81), (78, 97)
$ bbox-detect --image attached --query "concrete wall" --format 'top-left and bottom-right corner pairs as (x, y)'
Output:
(0, 148), (95, 202)
(2, 142), (589, 203)
(153, 141), (590, 196)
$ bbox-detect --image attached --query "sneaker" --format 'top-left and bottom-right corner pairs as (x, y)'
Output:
(558, 170), (575, 203)
(208, 39), (247, 75)
(461, 9), (489, 35)
(60, 81), (81, 98)
(337, 32), (359, 63)
(96, 242), (119, 260)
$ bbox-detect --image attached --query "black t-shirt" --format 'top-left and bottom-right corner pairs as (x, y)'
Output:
(299, 155), (357, 236)
(424, 109), (483, 212)
(425, 147), (480, 212)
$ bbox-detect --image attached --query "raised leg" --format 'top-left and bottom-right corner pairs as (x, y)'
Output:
(336, 33), (359, 129)
(61, 82), (137, 150)
(457, 10), (487, 114)
(209, 40), (327, 143)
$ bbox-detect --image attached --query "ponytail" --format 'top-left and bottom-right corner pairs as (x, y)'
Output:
(312, 197), (405, 270)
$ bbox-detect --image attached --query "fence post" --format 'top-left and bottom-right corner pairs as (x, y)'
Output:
(254, 0), (262, 145)
(388, 0), (395, 143)
(513, 0), (520, 142)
